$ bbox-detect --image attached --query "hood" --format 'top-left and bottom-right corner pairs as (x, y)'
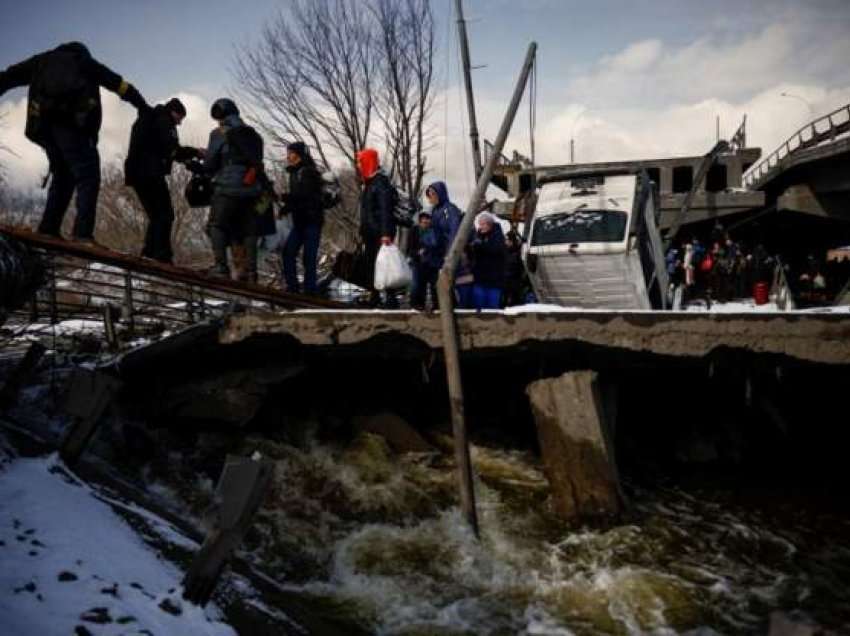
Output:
(427, 181), (449, 206)
(356, 148), (380, 181)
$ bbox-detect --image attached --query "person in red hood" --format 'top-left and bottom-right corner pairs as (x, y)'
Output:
(356, 148), (400, 307)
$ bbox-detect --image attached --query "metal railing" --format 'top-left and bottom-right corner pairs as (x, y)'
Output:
(7, 252), (260, 335)
(744, 102), (850, 189)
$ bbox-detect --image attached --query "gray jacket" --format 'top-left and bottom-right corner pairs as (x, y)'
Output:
(204, 114), (262, 198)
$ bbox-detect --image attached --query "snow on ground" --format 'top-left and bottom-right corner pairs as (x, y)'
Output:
(0, 453), (234, 636)
(22, 320), (105, 337)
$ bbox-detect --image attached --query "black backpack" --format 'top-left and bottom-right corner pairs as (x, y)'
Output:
(391, 185), (417, 228)
(33, 48), (90, 116)
(225, 126), (264, 169)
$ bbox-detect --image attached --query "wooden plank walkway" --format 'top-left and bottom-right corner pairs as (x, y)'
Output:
(0, 224), (347, 311)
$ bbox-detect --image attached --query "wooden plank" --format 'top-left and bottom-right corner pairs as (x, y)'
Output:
(0, 224), (346, 310)
(59, 369), (123, 466)
(183, 455), (274, 606)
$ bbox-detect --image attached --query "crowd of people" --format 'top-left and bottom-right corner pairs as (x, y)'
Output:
(665, 225), (848, 307)
(0, 41), (532, 311)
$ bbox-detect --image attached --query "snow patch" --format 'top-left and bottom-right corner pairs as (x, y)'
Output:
(0, 454), (234, 636)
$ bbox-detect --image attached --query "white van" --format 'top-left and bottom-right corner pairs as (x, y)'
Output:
(522, 171), (667, 309)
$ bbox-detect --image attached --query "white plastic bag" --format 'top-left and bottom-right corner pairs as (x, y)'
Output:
(263, 216), (293, 252)
(374, 244), (412, 290)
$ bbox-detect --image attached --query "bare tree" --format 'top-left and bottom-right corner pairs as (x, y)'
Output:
(234, 0), (437, 253)
(235, 0), (377, 170)
(372, 0), (436, 199)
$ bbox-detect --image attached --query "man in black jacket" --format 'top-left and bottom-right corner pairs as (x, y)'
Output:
(0, 42), (147, 241)
(125, 98), (200, 263)
(281, 141), (323, 294)
(356, 148), (399, 308)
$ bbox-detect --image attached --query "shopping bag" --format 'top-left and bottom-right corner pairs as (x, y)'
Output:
(374, 244), (412, 290)
(262, 216), (293, 252)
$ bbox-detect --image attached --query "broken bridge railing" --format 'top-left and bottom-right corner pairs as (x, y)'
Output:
(11, 252), (237, 333)
(744, 102), (850, 190)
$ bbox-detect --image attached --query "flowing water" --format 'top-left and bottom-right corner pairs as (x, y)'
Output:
(159, 430), (850, 635)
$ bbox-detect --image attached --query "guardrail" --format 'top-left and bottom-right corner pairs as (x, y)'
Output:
(744, 103), (850, 189)
(9, 252), (240, 333)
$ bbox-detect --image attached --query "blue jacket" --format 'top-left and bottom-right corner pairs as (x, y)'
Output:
(409, 226), (442, 269)
(428, 181), (463, 262)
(204, 115), (263, 198)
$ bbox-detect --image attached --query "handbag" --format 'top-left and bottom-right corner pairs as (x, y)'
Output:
(333, 243), (372, 289)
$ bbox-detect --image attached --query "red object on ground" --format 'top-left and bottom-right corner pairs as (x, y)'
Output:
(753, 281), (769, 305)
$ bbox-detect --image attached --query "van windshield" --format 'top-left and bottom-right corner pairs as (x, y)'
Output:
(531, 210), (628, 246)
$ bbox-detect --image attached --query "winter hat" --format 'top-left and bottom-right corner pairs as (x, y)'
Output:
(356, 148), (380, 181)
(287, 141), (307, 158)
(475, 211), (497, 228)
(210, 97), (239, 120)
(165, 98), (187, 118)
(286, 141), (314, 165)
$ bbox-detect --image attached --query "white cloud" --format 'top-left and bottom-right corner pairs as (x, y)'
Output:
(0, 91), (212, 191)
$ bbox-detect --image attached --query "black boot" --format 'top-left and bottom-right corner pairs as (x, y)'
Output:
(209, 227), (230, 278)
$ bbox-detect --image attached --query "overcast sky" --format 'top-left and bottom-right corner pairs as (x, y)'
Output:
(1, 0), (849, 202)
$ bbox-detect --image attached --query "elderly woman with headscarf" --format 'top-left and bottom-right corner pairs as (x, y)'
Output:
(468, 211), (507, 310)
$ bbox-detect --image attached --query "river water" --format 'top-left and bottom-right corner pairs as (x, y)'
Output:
(199, 431), (850, 635)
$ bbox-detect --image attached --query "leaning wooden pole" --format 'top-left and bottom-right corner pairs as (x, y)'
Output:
(437, 42), (538, 537)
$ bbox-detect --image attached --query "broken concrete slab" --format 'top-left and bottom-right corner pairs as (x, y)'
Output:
(219, 310), (850, 366)
(526, 370), (621, 523)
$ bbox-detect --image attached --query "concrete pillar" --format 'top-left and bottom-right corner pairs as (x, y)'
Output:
(526, 370), (622, 522)
(659, 165), (673, 195)
(725, 156), (743, 188)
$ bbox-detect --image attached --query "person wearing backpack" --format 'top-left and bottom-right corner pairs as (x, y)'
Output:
(356, 148), (399, 308)
(124, 98), (202, 263)
(280, 141), (324, 295)
(0, 42), (148, 242)
(203, 98), (264, 281)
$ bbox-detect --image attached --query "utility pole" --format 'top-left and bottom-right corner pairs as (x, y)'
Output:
(455, 0), (483, 178)
(570, 138), (575, 164)
(437, 41), (538, 538)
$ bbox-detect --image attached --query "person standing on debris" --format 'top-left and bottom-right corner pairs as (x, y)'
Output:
(280, 142), (324, 295)
(426, 181), (473, 308)
(356, 148), (399, 308)
(468, 211), (506, 309)
(124, 98), (202, 263)
(0, 42), (148, 242)
(203, 98), (264, 281)
(408, 210), (440, 310)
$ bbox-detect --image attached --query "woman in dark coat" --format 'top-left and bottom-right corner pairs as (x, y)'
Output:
(469, 212), (506, 310)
